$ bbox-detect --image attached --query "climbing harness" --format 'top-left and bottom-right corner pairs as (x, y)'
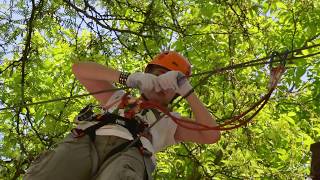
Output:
(72, 93), (155, 178)
(73, 93), (150, 152)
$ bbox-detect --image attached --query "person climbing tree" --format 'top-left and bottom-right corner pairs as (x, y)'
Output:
(24, 51), (220, 180)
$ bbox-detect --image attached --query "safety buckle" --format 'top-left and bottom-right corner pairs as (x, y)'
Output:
(75, 104), (95, 122)
(71, 128), (85, 138)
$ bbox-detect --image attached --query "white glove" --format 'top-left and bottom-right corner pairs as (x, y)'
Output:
(126, 72), (161, 92)
(156, 71), (179, 91)
(157, 71), (193, 97)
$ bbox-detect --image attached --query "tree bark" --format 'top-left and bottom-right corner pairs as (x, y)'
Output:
(311, 142), (320, 179)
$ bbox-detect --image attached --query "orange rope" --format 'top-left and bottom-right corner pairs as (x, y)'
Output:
(138, 64), (285, 131)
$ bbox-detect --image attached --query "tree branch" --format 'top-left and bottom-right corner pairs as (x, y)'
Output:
(63, 0), (152, 38)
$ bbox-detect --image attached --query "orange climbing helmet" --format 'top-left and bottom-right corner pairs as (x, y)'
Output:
(145, 51), (191, 76)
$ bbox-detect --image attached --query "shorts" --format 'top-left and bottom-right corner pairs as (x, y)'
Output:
(24, 134), (151, 180)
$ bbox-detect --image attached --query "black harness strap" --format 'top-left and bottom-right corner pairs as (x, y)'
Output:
(105, 140), (138, 159)
(74, 112), (147, 177)
(82, 113), (145, 141)
(75, 104), (153, 179)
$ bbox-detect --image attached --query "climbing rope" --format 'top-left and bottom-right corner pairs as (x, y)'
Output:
(73, 50), (286, 132)
(1, 44), (318, 112)
(0, 46), (314, 166)
(125, 51), (287, 131)
(0, 87), (130, 111)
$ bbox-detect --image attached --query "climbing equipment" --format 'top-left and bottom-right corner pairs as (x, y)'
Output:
(137, 51), (288, 131)
(73, 94), (150, 147)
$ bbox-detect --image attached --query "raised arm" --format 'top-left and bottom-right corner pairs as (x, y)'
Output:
(156, 70), (220, 144)
(72, 62), (160, 105)
(175, 92), (220, 144)
(72, 62), (121, 105)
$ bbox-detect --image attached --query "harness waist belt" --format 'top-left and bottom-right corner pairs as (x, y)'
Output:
(76, 112), (147, 142)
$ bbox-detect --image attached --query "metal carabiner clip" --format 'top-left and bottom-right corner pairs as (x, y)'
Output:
(75, 104), (95, 122)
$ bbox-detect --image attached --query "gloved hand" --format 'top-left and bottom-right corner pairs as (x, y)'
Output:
(157, 71), (193, 97)
(156, 71), (179, 91)
(126, 72), (161, 92)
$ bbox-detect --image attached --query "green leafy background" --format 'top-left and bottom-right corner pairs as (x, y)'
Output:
(0, 0), (319, 179)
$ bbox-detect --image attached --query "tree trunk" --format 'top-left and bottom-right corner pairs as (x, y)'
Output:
(311, 142), (320, 179)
